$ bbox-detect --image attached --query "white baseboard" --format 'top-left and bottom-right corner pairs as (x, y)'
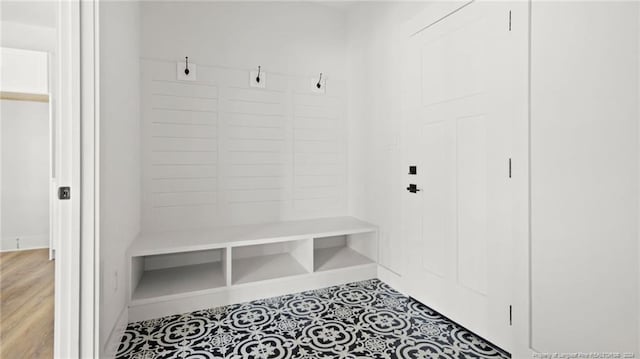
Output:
(0, 234), (49, 252)
(103, 306), (128, 359)
(377, 265), (408, 296)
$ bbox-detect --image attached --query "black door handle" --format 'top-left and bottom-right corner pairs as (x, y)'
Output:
(406, 184), (420, 193)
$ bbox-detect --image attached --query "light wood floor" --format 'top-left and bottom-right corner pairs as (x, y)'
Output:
(0, 249), (54, 358)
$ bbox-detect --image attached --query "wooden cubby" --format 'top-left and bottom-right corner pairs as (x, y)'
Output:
(128, 216), (378, 320)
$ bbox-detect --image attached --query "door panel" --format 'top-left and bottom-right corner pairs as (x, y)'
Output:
(457, 115), (488, 295)
(403, 1), (515, 350)
(421, 17), (487, 106)
(419, 121), (452, 278)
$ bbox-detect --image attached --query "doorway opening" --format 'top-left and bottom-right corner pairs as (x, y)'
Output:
(0, 1), (63, 357)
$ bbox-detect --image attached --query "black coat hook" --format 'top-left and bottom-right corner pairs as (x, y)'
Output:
(256, 66), (261, 83)
(184, 57), (190, 75)
(316, 73), (323, 89)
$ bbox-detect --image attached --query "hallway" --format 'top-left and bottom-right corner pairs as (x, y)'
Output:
(0, 249), (54, 358)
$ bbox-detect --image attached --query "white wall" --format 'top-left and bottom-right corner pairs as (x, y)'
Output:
(0, 99), (50, 250)
(0, 21), (56, 52)
(139, 2), (349, 231)
(346, 2), (428, 275)
(99, 1), (141, 356)
(1, 3), (58, 253)
(531, 1), (639, 354)
(0, 20), (54, 252)
(0, 47), (49, 94)
(0, 1), (56, 29)
(141, 2), (347, 78)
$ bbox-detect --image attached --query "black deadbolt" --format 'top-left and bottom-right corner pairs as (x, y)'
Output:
(58, 186), (71, 200)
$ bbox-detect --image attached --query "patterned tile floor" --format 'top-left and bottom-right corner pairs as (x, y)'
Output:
(117, 279), (510, 359)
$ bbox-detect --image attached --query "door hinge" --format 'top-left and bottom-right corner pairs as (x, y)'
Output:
(508, 10), (512, 31)
(508, 158), (512, 178)
(509, 305), (513, 326)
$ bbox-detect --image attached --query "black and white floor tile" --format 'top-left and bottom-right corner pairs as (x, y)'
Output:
(117, 279), (510, 359)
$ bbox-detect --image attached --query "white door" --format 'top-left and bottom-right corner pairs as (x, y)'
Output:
(402, 1), (519, 350)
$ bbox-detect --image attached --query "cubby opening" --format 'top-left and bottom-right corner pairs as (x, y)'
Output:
(313, 233), (376, 272)
(231, 239), (312, 285)
(131, 248), (227, 303)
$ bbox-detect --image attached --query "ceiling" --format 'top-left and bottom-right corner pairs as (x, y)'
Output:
(306, 0), (362, 12)
(0, 1), (57, 28)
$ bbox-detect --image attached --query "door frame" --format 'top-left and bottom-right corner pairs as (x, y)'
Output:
(54, 0), (99, 357)
(80, 0), (100, 357)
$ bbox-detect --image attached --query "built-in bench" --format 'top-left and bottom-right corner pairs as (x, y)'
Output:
(128, 216), (378, 321)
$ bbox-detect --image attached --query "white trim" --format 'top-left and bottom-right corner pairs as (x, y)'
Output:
(0, 246), (49, 253)
(80, 0), (100, 357)
(103, 307), (127, 359)
(637, 1), (640, 355)
(512, 1), (533, 357)
(376, 265), (408, 296)
(53, 1), (100, 357)
(48, 49), (56, 261)
(1, 234), (49, 251)
(54, 1), (81, 357)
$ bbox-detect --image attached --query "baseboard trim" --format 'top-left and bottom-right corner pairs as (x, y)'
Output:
(377, 265), (408, 295)
(0, 245), (49, 253)
(1, 234), (49, 252)
(410, 297), (512, 358)
(103, 306), (128, 359)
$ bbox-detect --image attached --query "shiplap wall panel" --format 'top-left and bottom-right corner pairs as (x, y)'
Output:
(227, 150), (284, 163)
(292, 90), (347, 215)
(225, 177), (285, 190)
(150, 109), (217, 125)
(226, 113), (284, 128)
(149, 165), (217, 179)
(294, 129), (342, 142)
(294, 105), (340, 120)
(149, 80), (218, 98)
(142, 60), (347, 231)
(294, 176), (342, 187)
(152, 192), (217, 208)
(151, 123), (217, 138)
(150, 151), (214, 164)
(150, 96), (218, 112)
(151, 178), (217, 193)
(151, 137), (217, 152)
(294, 142), (343, 153)
(227, 127), (284, 140)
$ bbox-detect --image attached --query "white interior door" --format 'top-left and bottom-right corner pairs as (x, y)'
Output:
(402, 1), (518, 350)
